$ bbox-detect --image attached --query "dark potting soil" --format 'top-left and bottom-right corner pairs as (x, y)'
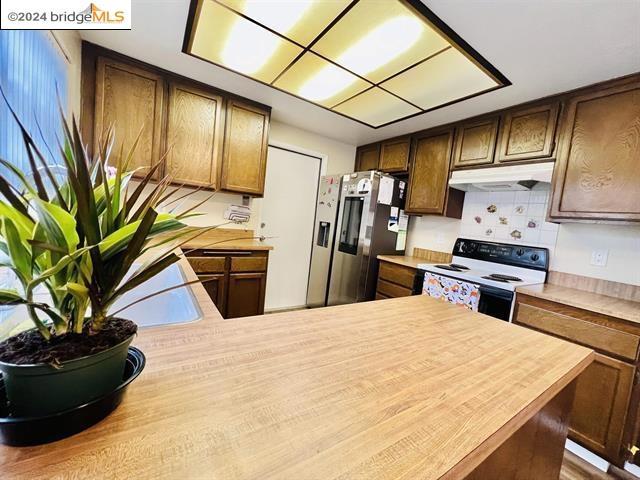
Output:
(0, 318), (137, 365)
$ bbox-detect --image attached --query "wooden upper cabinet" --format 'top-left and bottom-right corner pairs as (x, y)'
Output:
(549, 78), (640, 222)
(220, 99), (270, 196)
(496, 102), (560, 163)
(355, 144), (380, 171)
(452, 116), (500, 168)
(165, 82), (223, 188)
(379, 137), (410, 173)
(405, 128), (461, 216)
(94, 57), (164, 178)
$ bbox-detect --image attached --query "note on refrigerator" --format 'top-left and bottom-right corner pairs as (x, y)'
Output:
(395, 211), (409, 250)
(378, 176), (394, 205)
(388, 206), (399, 232)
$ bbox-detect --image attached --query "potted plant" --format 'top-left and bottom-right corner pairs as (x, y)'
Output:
(0, 95), (212, 428)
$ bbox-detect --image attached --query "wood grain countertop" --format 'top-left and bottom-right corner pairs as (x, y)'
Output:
(1, 259), (593, 479)
(377, 254), (433, 269)
(516, 283), (640, 324)
(181, 231), (273, 251)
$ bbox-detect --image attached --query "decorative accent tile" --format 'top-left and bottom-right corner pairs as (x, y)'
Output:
(510, 229), (522, 240)
(459, 185), (558, 249)
(513, 205), (527, 215)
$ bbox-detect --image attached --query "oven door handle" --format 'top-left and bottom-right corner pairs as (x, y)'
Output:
(478, 284), (514, 301)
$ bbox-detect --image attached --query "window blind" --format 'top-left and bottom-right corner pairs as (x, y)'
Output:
(0, 30), (68, 188)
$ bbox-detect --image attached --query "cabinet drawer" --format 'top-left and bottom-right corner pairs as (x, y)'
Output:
(378, 261), (416, 289)
(375, 292), (391, 300)
(230, 256), (268, 273)
(376, 279), (413, 298)
(514, 302), (640, 361)
(188, 256), (226, 274)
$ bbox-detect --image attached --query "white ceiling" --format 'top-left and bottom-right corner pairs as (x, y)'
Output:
(81, 0), (640, 146)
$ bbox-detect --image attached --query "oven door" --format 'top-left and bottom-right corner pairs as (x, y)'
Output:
(477, 284), (514, 321)
(415, 269), (514, 321)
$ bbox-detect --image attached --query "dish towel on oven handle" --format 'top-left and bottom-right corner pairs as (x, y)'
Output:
(422, 272), (481, 312)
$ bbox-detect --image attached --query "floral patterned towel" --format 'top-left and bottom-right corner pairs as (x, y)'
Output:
(422, 272), (481, 311)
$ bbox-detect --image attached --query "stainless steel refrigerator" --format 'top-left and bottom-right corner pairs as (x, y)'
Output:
(307, 171), (407, 307)
(306, 174), (343, 308)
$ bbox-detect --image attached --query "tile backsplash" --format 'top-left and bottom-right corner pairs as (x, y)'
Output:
(460, 185), (558, 253)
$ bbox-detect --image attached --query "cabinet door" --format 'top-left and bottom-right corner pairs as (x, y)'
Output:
(94, 57), (164, 178)
(549, 79), (640, 222)
(355, 144), (380, 171)
(496, 102), (559, 163)
(452, 116), (499, 168)
(226, 272), (266, 318)
(198, 274), (226, 317)
(379, 137), (410, 173)
(405, 128), (454, 215)
(569, 353), (635, 464)
(165, 82), (223, 188)
(220, 99), (270, 195)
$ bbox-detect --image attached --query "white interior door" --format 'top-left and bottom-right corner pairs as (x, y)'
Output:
(261, 146), (321, 311)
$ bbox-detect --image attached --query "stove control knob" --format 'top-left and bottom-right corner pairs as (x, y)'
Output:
(516, 248), (525, 257)
(531, 253), (540, 262)
(461, 242), (476, 253)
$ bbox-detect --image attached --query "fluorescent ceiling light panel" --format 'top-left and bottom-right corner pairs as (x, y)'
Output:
(184, 0), (510, 128)
(189, 0), (302, 83)
(381, 48), (500, 110)
(273, 53), (370, 107)
(217, 0), (351, 46)
(333, 88), (420, 127)
(311, 0), (450, 83)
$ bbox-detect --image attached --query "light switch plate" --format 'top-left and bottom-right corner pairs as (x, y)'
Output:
(590, 249), (608, 267)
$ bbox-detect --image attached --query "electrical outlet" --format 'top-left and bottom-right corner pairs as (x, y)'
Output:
(590, 249), (608, 267)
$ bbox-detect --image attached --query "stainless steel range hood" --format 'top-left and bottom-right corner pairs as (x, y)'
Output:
(448, 162), (555, 192)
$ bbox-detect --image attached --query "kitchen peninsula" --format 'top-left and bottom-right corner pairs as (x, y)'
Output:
(0, 257), (593, 479)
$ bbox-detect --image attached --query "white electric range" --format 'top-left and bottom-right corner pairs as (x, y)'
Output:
(414, 238), (549, 321)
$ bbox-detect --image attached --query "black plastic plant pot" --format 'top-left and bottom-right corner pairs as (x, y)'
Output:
(0, 332), (135, 418)
(0, 347), (145, 446)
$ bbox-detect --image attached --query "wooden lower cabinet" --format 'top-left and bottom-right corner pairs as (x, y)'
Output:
(570, 354), (634, 462)
(375, 260), (417, 299)
(198, 274), (226, 317)
(226, 272), (267, 318)
(514, 293), (640, 466)
(186, 250), (268, 319)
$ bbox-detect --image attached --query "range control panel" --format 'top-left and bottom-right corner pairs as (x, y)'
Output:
(453, 238), (549, 271)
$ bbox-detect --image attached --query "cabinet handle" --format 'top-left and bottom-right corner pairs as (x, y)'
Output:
(202, 250), (250, 256)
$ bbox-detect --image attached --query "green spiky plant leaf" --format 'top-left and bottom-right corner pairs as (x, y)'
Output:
(0, 89), (217, 340)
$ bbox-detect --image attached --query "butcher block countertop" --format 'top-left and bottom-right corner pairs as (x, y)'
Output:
(516, 283), (640, 324)
(1, 259), (593, 479)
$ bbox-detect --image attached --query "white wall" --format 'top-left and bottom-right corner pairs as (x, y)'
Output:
(268, 120), (356, 175)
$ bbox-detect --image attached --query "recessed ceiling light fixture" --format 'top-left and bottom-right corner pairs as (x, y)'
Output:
(183, 0), (511, 128)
